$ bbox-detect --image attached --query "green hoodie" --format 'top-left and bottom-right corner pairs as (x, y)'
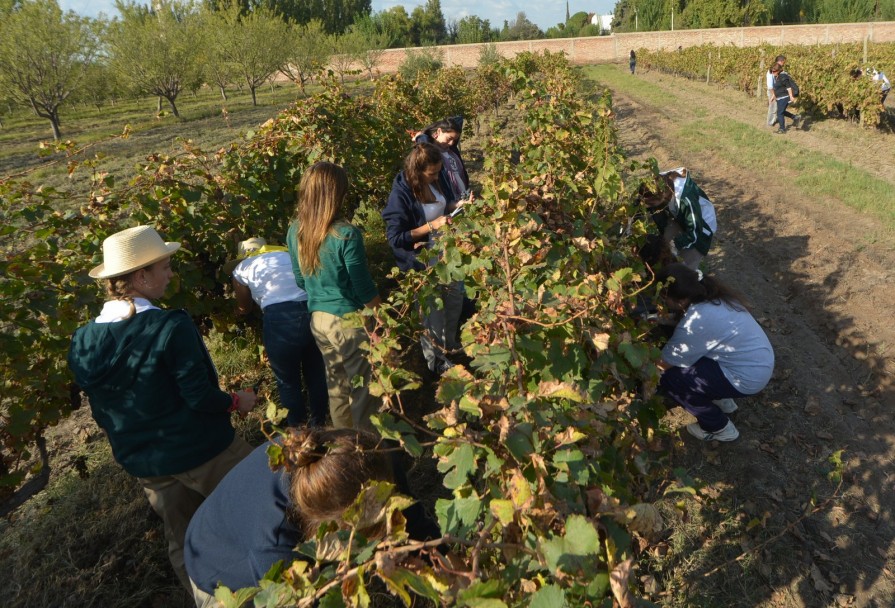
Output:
(68, 309), (235, 477)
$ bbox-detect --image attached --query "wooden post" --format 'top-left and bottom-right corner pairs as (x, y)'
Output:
(757, 55), (765, 98)
(863, 36), (868, 64)
(706, 52), (712, 84)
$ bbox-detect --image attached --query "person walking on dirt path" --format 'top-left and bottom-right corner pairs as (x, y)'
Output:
(227, 237), (328, 428)
(656, 264), (775, 443)
(629, 50), (637, 74)
(639, 167), (716, 271)
(68, 225), (257, 591)
(772, 62), (801, 134)
(766, 54), (785, 127)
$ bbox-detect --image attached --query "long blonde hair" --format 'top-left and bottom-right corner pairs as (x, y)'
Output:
(295, 162), (349, 276)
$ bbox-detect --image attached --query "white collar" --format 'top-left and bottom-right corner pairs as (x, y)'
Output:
(95, 298), (160, 323)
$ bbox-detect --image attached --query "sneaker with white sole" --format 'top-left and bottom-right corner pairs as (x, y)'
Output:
(713, 398), (738, 414)
(686, 420), (740, 442)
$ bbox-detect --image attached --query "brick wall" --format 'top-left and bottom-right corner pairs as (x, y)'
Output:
(366, 22), (895, 74)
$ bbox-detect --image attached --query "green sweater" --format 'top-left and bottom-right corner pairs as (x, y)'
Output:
(286, 221), (379, 317)
(68, 309), (235, 477)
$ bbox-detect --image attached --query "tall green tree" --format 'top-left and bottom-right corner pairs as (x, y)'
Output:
(455, 15), (492, 43)
(499, 11), (543, 40)
(373, 6), (412, 47)
(278, 19), (330, 92)
(814, 0), (874, 22)
(206, 0), (371, 34)
(410, 0), (446, 44)
(0, 0), (98, 139)
(206, 1), (287, 105)
(108, 0), (202, 117)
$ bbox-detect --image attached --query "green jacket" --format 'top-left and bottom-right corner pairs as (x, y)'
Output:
(652, 171), (715, 256)
(68, 309), (235, 478)
(286, 221), (378, 317)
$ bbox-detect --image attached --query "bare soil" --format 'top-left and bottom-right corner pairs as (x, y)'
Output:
(598, 67), (895, 607)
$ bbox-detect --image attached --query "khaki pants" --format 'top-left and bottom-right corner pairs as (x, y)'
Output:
(138, 436), (253, 590)
(310, 310), (377, 431)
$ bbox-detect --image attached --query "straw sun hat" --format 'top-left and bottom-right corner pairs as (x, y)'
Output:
(89, 226), (181, 279)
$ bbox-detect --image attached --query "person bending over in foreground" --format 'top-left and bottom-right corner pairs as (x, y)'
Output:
(228, 237), (328, 427)
(639, 168), (717, 271)
(68, 225), (256, 589)
(184, 428), (440, 607)
(657, 264), (775, 442)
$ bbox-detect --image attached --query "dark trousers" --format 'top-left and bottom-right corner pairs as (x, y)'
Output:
(776, 96), (796, 130)
(263, 301), (328, 426)
(660, 357), (746, 432)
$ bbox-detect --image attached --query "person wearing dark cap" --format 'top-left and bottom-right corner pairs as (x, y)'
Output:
(68, 225), (257, 590)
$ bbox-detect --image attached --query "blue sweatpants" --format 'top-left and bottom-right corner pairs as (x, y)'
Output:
(660, 357), (747, 432)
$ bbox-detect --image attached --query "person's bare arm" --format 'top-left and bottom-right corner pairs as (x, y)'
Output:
(232, 280), (254, 316)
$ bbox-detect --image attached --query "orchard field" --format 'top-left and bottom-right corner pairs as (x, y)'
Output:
(0, 53), (894, 608)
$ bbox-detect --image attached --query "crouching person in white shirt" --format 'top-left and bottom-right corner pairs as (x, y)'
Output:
(656, 264), (775, 442)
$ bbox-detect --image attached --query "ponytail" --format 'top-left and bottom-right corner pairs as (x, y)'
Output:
(657, 263), (749, 311)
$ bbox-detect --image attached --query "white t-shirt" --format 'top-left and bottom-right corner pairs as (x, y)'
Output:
(421, 186), (447, 221)
(766, 70), (775, 91)
(232, 251), (307, 310)
(662, 301), (774, 394)
(873, 71), (891, 92)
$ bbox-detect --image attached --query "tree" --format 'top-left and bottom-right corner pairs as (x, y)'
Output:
(349, 15), (392, 79)
(372, 6), (412, 47)
(499, 11), (542, 41)
(410, 0), (446, 45)
(279, 19), (330, 93)
(209, 0), (372, 34)
(0, 0), (98, 140)
(197, 7), (237, 100)
(207, 1), (288, 105)
(680, 0), (770, 27)
(456, 15), (492, 44)
(814, 0), (875, 22)
(108, 0), (202, 117)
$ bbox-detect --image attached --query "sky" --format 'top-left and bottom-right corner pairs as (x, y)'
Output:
(57, 0), (619, 32)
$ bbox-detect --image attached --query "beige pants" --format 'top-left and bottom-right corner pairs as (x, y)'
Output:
(310, 310), (377, 431)
(138, 436), (253, 590)
(663, 223), (706, 270)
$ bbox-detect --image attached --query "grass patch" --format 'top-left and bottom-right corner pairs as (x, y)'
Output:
(584, 64), (895, 236)
(674, 118), (895, 232)
(581, 64), (682, 108)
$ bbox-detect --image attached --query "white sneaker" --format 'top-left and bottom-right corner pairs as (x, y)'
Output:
(686, 420), (740, 442)
(713, 398), (738, 414)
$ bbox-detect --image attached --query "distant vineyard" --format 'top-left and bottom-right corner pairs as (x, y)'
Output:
(640, 42), (895, 127)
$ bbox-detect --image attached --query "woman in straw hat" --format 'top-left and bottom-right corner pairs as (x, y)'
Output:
(68, 225), (257, 590)
(286, 162), (381, 431)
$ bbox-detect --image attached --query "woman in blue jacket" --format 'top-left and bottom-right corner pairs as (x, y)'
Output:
(412, 116), (470, 206)
(382, 143), (465, 375)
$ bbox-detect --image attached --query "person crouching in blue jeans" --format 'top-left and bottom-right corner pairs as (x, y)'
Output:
(229, 237), (328, 427)
(656, 264), (775, 442)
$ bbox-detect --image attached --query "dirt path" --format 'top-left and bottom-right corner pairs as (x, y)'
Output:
(593, 67), (895, 607)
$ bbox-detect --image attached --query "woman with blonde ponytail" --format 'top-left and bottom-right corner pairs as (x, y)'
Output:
(286, 162), (381, 431)
(68, 226), (256, 591)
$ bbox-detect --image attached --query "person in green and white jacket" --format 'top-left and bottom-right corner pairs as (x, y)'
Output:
(640, 167), (717, 270)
